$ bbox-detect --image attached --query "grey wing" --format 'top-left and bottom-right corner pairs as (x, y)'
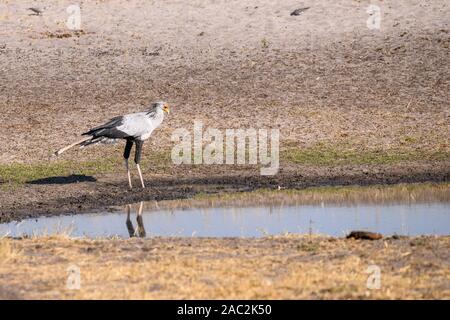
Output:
(114, 113), (153, 139)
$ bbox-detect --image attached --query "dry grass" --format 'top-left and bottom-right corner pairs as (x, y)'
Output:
(0, 236), (448, 299)
(0, 238), (22, 264)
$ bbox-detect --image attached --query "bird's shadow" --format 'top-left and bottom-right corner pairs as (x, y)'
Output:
(27, 174), (97, 185)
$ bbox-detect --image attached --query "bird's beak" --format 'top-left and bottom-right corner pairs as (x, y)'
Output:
(163, 104), (170, 114)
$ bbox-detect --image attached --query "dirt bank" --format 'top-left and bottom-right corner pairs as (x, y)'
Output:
(1, 162), (449, 223)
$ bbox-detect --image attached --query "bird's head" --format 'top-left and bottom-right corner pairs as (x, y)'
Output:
(153, 101), (170, 115)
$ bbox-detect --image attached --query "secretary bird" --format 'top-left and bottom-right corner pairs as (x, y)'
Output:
(55, 101), (170, 189)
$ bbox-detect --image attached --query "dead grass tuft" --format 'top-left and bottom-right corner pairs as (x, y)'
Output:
(0, 239), (22, 263)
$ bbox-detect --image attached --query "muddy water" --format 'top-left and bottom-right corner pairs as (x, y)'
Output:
(1, 201), (449, 238)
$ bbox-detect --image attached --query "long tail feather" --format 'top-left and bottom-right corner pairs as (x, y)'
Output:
(55, 137), (92, 156)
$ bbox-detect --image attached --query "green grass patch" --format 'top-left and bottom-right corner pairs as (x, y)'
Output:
(142, 150), (172, 169)
(0, 150), (172, 184)
(0, 159), (118, 184)
(283, 143), (449, 166)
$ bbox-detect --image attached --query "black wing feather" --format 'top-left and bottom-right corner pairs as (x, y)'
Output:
(82, 116), (129, 139)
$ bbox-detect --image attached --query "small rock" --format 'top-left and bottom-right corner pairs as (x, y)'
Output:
(347, 231), (382, 240)
(28, 7), (45, 16)
(389, 234), (408, 240)
(291, 7), (310, 16)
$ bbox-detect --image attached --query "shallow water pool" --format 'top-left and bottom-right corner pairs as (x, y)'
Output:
(1, 201), (449, 238)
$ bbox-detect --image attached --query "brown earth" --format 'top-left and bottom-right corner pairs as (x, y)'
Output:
(0, 0), (449, 218)
(0, 235), (448, 299)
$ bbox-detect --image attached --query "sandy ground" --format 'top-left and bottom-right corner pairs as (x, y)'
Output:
(0, 0), (448, 162)
(0, 0), (449, 216)
(0, 235), (449, 299)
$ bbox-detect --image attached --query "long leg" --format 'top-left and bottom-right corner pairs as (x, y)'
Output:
(134, 140), (145, 188)
(124, 139), (134, 189)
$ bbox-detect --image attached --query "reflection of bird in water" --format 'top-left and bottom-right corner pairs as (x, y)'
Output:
(126, 202), (146, 238)
(125, 206), (135, 236)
